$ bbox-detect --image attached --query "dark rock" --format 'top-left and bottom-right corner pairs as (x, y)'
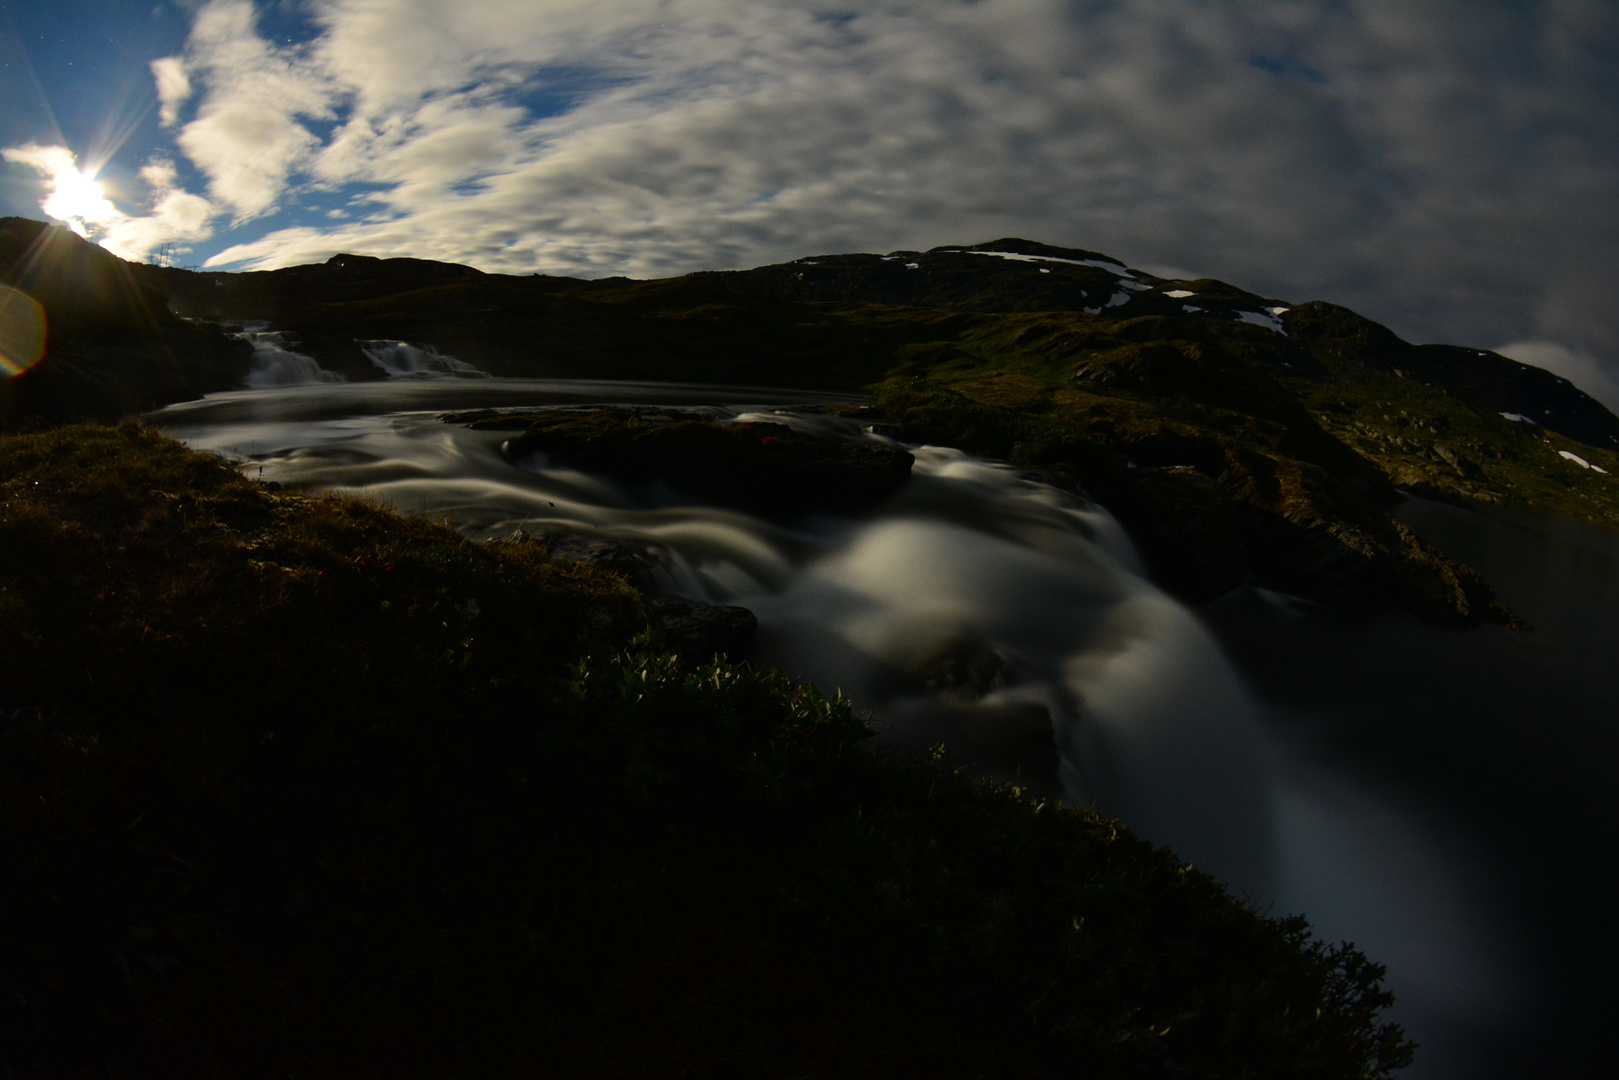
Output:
(1229, 501), (1385, 612)
(447, 407), (915, 517)
(648, 596), (757, 662)
(1432, 442), (1486, 479)
(1111, 466), (1248, 603)
(917, 638), (1011, 700)
(534, 529), (665, 592)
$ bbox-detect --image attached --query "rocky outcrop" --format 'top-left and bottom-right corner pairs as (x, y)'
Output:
(445, 407), (915, 517)
(1109, 466), (1248, 603)
(530, 529), (666, 593)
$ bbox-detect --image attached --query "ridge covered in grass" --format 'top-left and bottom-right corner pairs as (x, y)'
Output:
(1, 425), (1413, 1077)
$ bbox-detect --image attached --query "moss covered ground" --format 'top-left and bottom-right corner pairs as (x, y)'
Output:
(1, 424), (1413, 1078)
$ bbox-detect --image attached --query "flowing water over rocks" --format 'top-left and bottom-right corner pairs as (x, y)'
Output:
(150, 378), (1616, 1079)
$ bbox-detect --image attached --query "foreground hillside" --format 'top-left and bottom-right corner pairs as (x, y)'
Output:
(0, 424), (1411, 1077)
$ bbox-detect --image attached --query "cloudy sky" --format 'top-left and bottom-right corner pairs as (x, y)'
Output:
(3, 0), (1617, 407)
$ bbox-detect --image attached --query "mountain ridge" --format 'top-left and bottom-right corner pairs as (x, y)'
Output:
(5, 215), (1618, 625)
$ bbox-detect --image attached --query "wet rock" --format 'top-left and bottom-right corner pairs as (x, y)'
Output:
(1110, 466), (1247, 603)
(648, 596), (757, 662)
(917, 638), (1011, 700)
(444, 407), (915, 517)
(532, 529), (665, 593)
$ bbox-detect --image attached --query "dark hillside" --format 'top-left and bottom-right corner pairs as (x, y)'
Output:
(0, 218), (249, 425)
(1284, 301), (1619, 449)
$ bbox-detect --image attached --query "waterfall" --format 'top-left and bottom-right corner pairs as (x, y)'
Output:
(238, 326), (344, 387)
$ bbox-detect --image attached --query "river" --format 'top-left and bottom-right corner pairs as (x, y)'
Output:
(150, 378), (1618, 1079)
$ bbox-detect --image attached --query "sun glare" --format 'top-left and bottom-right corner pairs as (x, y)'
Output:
(41, 163), (122, 238)
(2, 144), (124, 239)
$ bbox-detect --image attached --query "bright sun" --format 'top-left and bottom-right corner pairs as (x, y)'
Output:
(0, 144), (125, 238)
(41, 160), (122, 237)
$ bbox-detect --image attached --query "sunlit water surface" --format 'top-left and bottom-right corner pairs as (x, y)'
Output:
(152, 380), (1618, 1079)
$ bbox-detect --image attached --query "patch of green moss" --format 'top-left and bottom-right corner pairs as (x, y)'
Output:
(1288, 373), (1619, 530)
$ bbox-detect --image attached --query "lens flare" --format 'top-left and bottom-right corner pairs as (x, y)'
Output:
(0, 285), (47, 377)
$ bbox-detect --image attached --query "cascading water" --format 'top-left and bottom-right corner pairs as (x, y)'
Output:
(151, 378), (1589, 1080)
(237, 325), (344, 387)
(158, 387), (1277, 896)
(360, 340), (490, 379)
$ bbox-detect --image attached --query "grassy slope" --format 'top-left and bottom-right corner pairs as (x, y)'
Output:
(0, 424), (1412, 1078)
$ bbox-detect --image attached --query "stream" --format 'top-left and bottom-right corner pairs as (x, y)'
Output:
(150, 378), (1619, 1079)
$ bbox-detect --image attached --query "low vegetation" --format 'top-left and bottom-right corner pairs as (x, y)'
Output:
(2, 424), (1414, 1077)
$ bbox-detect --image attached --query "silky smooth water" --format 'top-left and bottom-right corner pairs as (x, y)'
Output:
(152, 380), (1613, 1078)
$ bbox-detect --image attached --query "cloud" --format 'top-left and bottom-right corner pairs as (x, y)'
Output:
(151, 56), (192, 128)
(2, 140), (219, 262)
(35, 1), (1619, 397)
(99, 157), (218, 262)
(174, 0), (336, 221)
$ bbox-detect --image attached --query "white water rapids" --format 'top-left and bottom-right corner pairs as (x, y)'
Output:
(151, 379), (1566, 1079)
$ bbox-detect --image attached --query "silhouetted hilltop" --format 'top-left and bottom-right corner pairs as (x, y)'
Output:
(0, 218), (249, 424)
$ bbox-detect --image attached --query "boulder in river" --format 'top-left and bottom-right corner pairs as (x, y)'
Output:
(444, 407), (915, 517)
(647, 596), (757, 662)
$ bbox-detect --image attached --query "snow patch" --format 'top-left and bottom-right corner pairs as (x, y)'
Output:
(965, 249), (1134, 277)
(1165, 289), (1197, 299)
(1499, 412), (1534, 424)
(1559, 450), (1609, 474)
(1182, 304), (1202, 314)
(1235, 310), (1287, 334)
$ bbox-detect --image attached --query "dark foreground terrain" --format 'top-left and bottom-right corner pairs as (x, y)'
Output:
(8, 214), (1619, 1074)
(0, 425), (1410, 1077)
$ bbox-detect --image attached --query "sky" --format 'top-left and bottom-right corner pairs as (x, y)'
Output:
(2, 0), (1617, 410)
